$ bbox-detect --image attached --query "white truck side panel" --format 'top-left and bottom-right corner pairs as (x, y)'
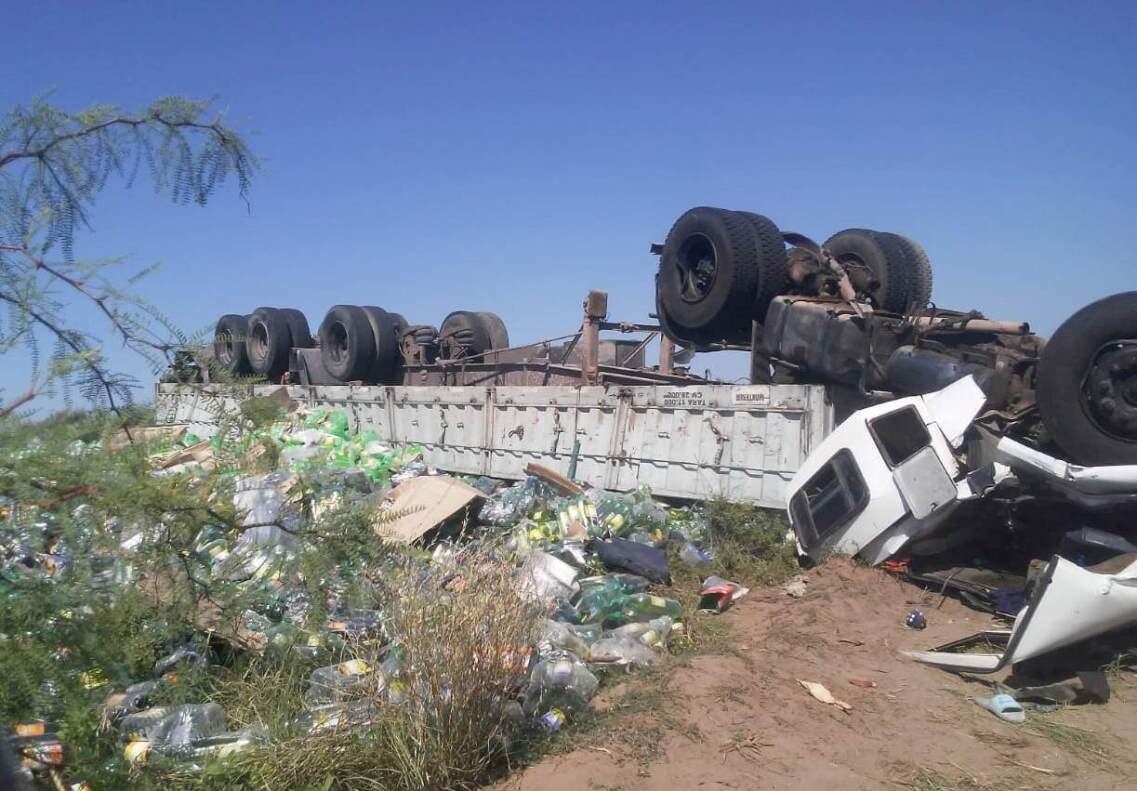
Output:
(154, 383), (835, 508)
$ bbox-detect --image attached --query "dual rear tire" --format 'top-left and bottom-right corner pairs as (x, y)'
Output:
(439, 310), (509, 359)
(657, 206), (786, 342)
(656, 207), (935, 343)
(214, 308), (314, 380)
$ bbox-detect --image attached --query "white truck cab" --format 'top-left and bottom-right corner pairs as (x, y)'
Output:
(787, 376), (989, 565)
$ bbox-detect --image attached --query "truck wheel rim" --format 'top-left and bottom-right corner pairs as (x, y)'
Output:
(248, 322), (269, 364)
(326, 321), (349, 364)
(1083, 341), (1137, 442)
(675, 233), (717, 303)
(217, 333), (235, 364)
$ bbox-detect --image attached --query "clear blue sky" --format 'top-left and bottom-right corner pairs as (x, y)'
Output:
(2, 1), (1135, 403)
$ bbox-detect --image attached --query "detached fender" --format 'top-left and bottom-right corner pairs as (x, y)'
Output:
(906, 554), (1137, 673)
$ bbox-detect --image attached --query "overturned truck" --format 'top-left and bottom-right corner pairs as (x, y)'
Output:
(653, 206), (1137, 665)
(164, 205), (1135, 516)
(652, 206), (1137, 468)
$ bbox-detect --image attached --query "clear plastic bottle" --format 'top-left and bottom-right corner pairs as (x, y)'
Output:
(608, 615), (674, 649)
(305, 659), (382, 704)
(588, 636), (660, 666)
(522, 655), (599, 717)
(538, 619), (597, 658)
(293, 700), (379, 735)
(119, 703), (227, 752)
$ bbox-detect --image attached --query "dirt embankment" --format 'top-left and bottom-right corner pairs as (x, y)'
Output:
(497, 560), (1137, 791)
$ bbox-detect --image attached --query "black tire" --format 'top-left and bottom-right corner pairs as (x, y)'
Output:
(277, 308), (314, 348)
(213, 314), (253, 376)
(477, 311), (510, 349)
(389, 313), (409, 341)
(879, 233), (933, 308)
(410, 325), (439, 344)
(1037, 292), (1137, 465)
(658, 207), (764, 334)
(440, 310), (493, 359)
(359, 305), (400, 383)
(247, 307), (293, 380)
(732, 210), (789, 322)
(388, 313), (409, 380)
(319, 305), (377, 382)
(824, 229), (918, 313)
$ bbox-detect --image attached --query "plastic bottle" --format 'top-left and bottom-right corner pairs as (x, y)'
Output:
(305, 659), (381, 704)
(153, 646), (206, 677)
(574, 574), (649, 623)
(554, 497), (598, 538)
(293, 700), (379, 735)
(590, 490), (634, 534)
(103, 680), (159, 723)
(550, 597), (580, 624)
(119, 703), (227, 752)
(603, 593), (682, 628)
(522, 655), (599, 717)
(679, 543), (714, 568)
(539, 619), (596, 658)
(183, 724), (269, 759)
(539, 707), (566, 732)
(577, 573), (650, 594)
(574, 582), (627, 624)
(588, 636), (660, 666)
(608, 615), (674, 650)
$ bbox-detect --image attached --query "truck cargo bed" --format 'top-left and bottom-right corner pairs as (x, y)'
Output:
(156, 383), (836, 508)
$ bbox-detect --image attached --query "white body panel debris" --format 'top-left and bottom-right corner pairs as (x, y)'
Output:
(906, 554), (1137, 673)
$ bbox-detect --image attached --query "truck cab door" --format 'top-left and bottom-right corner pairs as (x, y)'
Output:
(868, 405), (955, 519)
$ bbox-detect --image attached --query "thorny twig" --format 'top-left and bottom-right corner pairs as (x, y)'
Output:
(0, 99), (256, 422)
(0, 290), (132, 420)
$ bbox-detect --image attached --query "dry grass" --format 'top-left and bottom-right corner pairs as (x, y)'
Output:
(535, 662), (699, 775)
(1024, 715), (1113, 766)
(889, 762), (1013, 791)
(151, 545), (542, 791)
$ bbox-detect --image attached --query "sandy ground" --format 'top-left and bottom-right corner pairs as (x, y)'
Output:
(494, 560), (1137, 791)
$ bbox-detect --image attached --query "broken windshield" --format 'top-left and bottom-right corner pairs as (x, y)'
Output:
(790, 449), (869, 550)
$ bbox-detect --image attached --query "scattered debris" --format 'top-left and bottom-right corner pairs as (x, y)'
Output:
(699, 576), (749, 613)
(797, 680), (852, 713)
(906, 554), (1137, 673)
(783, 574), (809, 598)
(904, 609), (927, 630)
(152, 439), (215, 473)
(1002, 671), (1111, 706)
(973, 694), (1025, 724)
(376, 476), (485, 544)
(525, 462), (585, 496)
(592, 537), (671, 584)
(108, 424), (188, 450)
(0, 405), (741, 788)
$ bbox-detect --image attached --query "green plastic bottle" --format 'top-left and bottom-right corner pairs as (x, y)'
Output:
(603, 593), (682, 628)
(575, 574), (651, 623)
(575, 581), (627, 624)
